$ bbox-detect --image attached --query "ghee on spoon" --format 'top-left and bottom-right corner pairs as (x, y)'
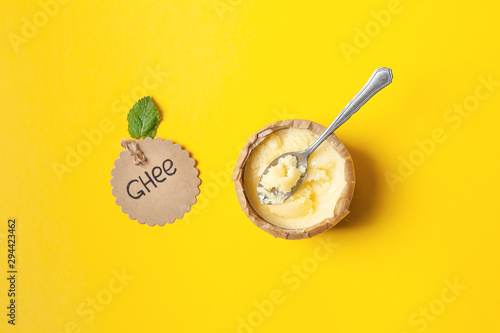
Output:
(258, 67), (393, 205)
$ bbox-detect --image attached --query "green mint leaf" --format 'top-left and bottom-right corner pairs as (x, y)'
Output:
(127, 96), (160, 139)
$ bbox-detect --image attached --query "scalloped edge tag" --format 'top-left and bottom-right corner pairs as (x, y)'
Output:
(111, 137), (200, 226)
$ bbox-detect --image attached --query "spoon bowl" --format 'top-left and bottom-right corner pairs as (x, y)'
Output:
(257, 151), (309, 205)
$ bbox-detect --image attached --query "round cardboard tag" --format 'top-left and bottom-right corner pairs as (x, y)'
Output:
(111, 137), (200, 226)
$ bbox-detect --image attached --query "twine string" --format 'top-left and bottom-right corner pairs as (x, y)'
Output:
(121, 140), (146, 165)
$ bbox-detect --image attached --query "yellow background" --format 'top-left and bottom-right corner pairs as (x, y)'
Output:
(1, 0), (499, 332)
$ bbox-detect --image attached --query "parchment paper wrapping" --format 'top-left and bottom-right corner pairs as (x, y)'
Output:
(232, 119), (355, 240)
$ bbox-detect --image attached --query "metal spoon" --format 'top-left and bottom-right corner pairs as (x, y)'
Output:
(258, 67), (393, 205)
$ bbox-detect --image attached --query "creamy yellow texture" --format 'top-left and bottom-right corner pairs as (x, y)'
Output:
(257, 155), (306, 205)
(244, 128), (346, 229)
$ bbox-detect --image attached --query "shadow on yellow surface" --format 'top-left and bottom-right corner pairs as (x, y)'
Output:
(335, 143), (381, 229)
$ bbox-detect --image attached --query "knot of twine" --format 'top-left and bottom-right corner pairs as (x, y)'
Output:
(121, 140), (147, 165)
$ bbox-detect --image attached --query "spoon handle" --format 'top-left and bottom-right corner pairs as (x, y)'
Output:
(304, 67), (393, 155)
